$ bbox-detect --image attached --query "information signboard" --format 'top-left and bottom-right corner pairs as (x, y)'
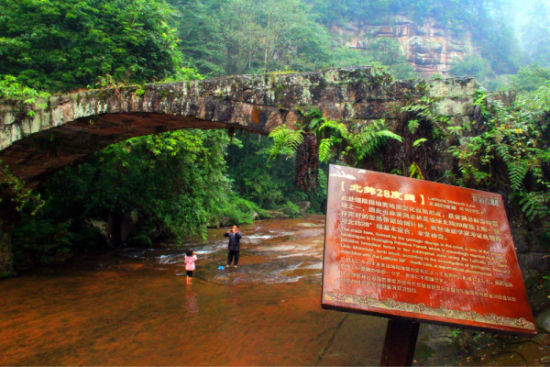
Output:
(322, 164), (536, 335)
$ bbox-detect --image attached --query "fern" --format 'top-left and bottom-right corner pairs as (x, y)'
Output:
(268, 125), (304, 160)
(519, 192), (550, 222)
(319, 139), (333, 163)
(351, 119), (402, 160)
(267, 110), (401, 170)
(409, 162), (425, 180)
(413, 138), (427, 147)
(447, 125), (462, 135)
(507, 161), (529, 191)
(377, 129), (403, 142)
(408, 119), (420, 134)
(318, 120), (349, 140)
(495, 144), (512, 162)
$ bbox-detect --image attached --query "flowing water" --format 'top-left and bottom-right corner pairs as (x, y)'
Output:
(0, 215), (389, 365)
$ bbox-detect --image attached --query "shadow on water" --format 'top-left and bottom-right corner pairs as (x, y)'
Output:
(0, 215), (387, 366)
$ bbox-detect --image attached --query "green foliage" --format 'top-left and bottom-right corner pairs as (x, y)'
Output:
(162, 66), (205, 83)
(268, 108), (402, 168)
(329, 38), (419, 80)
(450, 56), (495, 81)
(0, 75), (50, 116)
(167, 0), (421, 79)
(507, 160), (529, 191)
(11, 129), (247, 265)
(0, 0), (182, 91)
(511, 65), (550, 92)
(473, 89), (489, 119)
(408, 119), (420, 134)
(401, 95), (457, 141)
(412, 138), (428, 147)
(169, 0), (332, 76)
(0, 75), (50, 101)
(318, 139), (333, 164)
(226, 132), (326, 212)
(218, 195), (261, 225)
(0, 161), (43, 216)
(408, 162), (425, 180)
(12, 218), (73, 266)
(311, 0), (522, 77)
(268, 125), (305, 160)
(282, 200), (301, 218)
(347, 120), (403, 164)
(311, 0), (487, 29)
(448, 84), (550, 229)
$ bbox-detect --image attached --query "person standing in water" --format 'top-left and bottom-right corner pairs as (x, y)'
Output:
(224, 225), (242, 267)
(184, 249), (197, 285)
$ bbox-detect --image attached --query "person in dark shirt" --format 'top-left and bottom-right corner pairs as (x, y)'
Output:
(224, 225), (242, 267)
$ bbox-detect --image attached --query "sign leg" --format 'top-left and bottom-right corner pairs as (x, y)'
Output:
(380, 318), (420, 366)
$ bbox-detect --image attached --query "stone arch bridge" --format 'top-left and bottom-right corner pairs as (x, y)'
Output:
(0, 67), (476, 186)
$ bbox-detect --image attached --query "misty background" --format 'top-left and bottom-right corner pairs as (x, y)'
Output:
(500, 0), (550, 64)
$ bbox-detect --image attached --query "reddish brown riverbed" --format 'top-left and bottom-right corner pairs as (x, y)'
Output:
(0, 216), (387, 365)
(2, 215), (547, 365)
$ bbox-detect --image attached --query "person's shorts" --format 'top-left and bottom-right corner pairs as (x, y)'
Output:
(186, 270), (193, 277)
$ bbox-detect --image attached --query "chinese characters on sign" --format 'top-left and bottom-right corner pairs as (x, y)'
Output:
(322, 165), (536, 335)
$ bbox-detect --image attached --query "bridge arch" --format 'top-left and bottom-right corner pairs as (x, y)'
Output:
(0, 67), (477, 186)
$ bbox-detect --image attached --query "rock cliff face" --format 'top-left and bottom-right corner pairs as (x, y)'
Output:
(331, 16), (480, 77)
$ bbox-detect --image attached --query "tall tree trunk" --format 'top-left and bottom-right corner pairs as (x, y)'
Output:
(264, 46), (268, 72)
(295, 133), (319, 192)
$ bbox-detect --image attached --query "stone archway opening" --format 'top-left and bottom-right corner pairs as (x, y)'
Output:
(0, 67), (477, 275)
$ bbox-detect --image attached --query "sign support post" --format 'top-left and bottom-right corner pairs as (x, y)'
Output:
(380, 318), (419, 366)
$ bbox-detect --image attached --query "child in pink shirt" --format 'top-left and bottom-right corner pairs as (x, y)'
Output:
(184, 250), (197, 285)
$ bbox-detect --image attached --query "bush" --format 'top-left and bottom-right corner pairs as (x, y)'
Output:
(282, 200), (301, 218)
(450, 56), (495, 81)
(12, 217), (73, 267)
(220, 196), (260, 225)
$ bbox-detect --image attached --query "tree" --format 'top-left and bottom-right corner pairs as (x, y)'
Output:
(450, 56), (495, 81)
(170, 0), (333, 75)
(167, 0), (226, 75)
(512, 65), (550, 92)
(0, 0), (182, 91)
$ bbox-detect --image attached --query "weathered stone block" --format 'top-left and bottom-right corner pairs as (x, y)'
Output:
(0, 67), (476, 188)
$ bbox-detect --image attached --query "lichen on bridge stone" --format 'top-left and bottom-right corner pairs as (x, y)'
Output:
(0, 67), (476, 186)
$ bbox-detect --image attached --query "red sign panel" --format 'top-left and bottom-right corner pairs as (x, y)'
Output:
(322, 164), (536, 335)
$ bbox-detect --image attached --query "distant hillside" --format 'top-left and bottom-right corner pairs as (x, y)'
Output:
(330, 16), (479, 77)
(310, 0), (520, 81)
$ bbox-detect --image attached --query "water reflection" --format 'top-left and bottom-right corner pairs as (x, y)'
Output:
(184, 289), (199, 314)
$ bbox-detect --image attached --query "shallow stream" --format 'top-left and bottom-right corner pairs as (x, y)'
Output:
(0, 215), (387, 365)
(2, 215), (547, 365)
